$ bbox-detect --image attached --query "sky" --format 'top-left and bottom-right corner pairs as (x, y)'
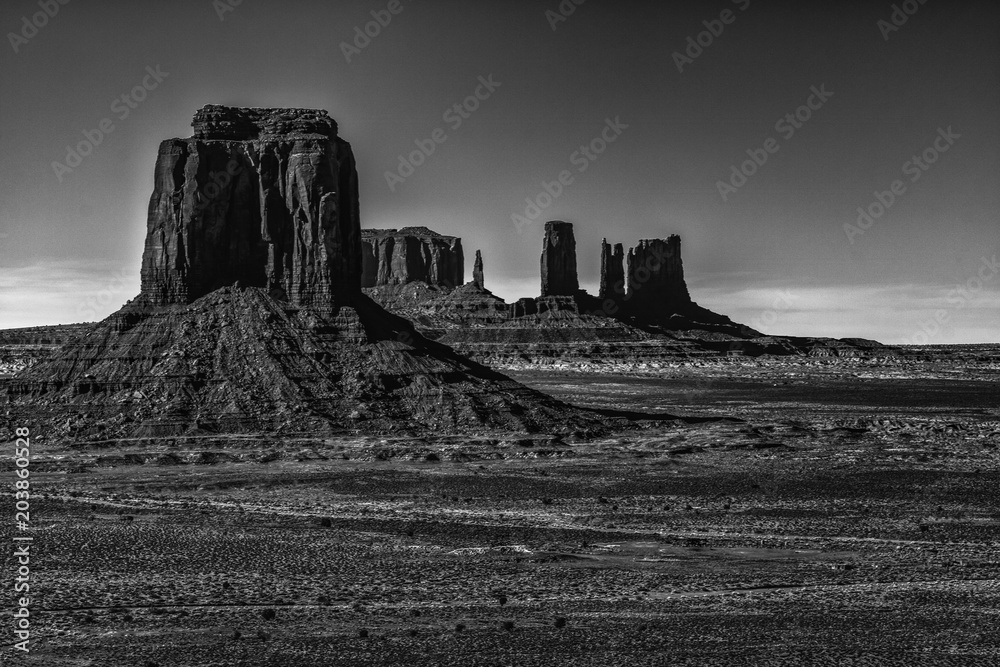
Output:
(1, 0), (997, 344)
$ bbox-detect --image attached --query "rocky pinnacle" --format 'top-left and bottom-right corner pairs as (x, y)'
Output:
(599, 238), (625, 301)
(540, 221), (579, 297)
(473, 250), (485, 290)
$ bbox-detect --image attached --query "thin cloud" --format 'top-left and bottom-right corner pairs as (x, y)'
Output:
(695, 282), (999, 344)
(0, 259), (139, 328)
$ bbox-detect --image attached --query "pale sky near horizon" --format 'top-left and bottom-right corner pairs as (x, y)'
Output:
(1, 0), (997, 344)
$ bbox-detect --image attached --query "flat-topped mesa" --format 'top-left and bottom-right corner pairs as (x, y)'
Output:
(192, 105), (338, 140)
(360, 227), (464, 288)
(599, 239), (625, 301)
(626, 235), (692, 315)
(540, 221), (579, 297)
(140, 105), (360, 310)
(472, 250), (485, 290)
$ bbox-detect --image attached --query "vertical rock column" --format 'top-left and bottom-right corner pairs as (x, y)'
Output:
(599, 239), (625, 300)
(472, 250), (485, 289)
(540, 221), (579, 297)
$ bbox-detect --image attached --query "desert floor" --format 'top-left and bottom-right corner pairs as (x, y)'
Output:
(5, 358), (1000, 666)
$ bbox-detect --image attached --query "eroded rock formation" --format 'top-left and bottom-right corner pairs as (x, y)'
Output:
(472, 250), (485, 290)
(626, 236), (692, 316)
(141, 105), (361, 310)
(360, 228), (463, 288)
(540, 221), (579, 297)
(599, 239), (625, 301)
(5, 106), (609, 440)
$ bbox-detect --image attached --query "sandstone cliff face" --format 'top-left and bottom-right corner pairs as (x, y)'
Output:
(540, 221), (579, 297)
(360, 227), (464, 288)
(626, 236), (691, 315)
(599, 239), (625, 301)
(141, 105), (361, 310)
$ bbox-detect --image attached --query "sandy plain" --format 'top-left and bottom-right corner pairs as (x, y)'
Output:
(3, 351), (999, 666)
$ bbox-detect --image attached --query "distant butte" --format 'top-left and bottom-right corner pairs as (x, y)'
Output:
(360, 227), (463, 288)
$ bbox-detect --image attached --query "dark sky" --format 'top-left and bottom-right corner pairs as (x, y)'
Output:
(1, 0), (997, 343)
